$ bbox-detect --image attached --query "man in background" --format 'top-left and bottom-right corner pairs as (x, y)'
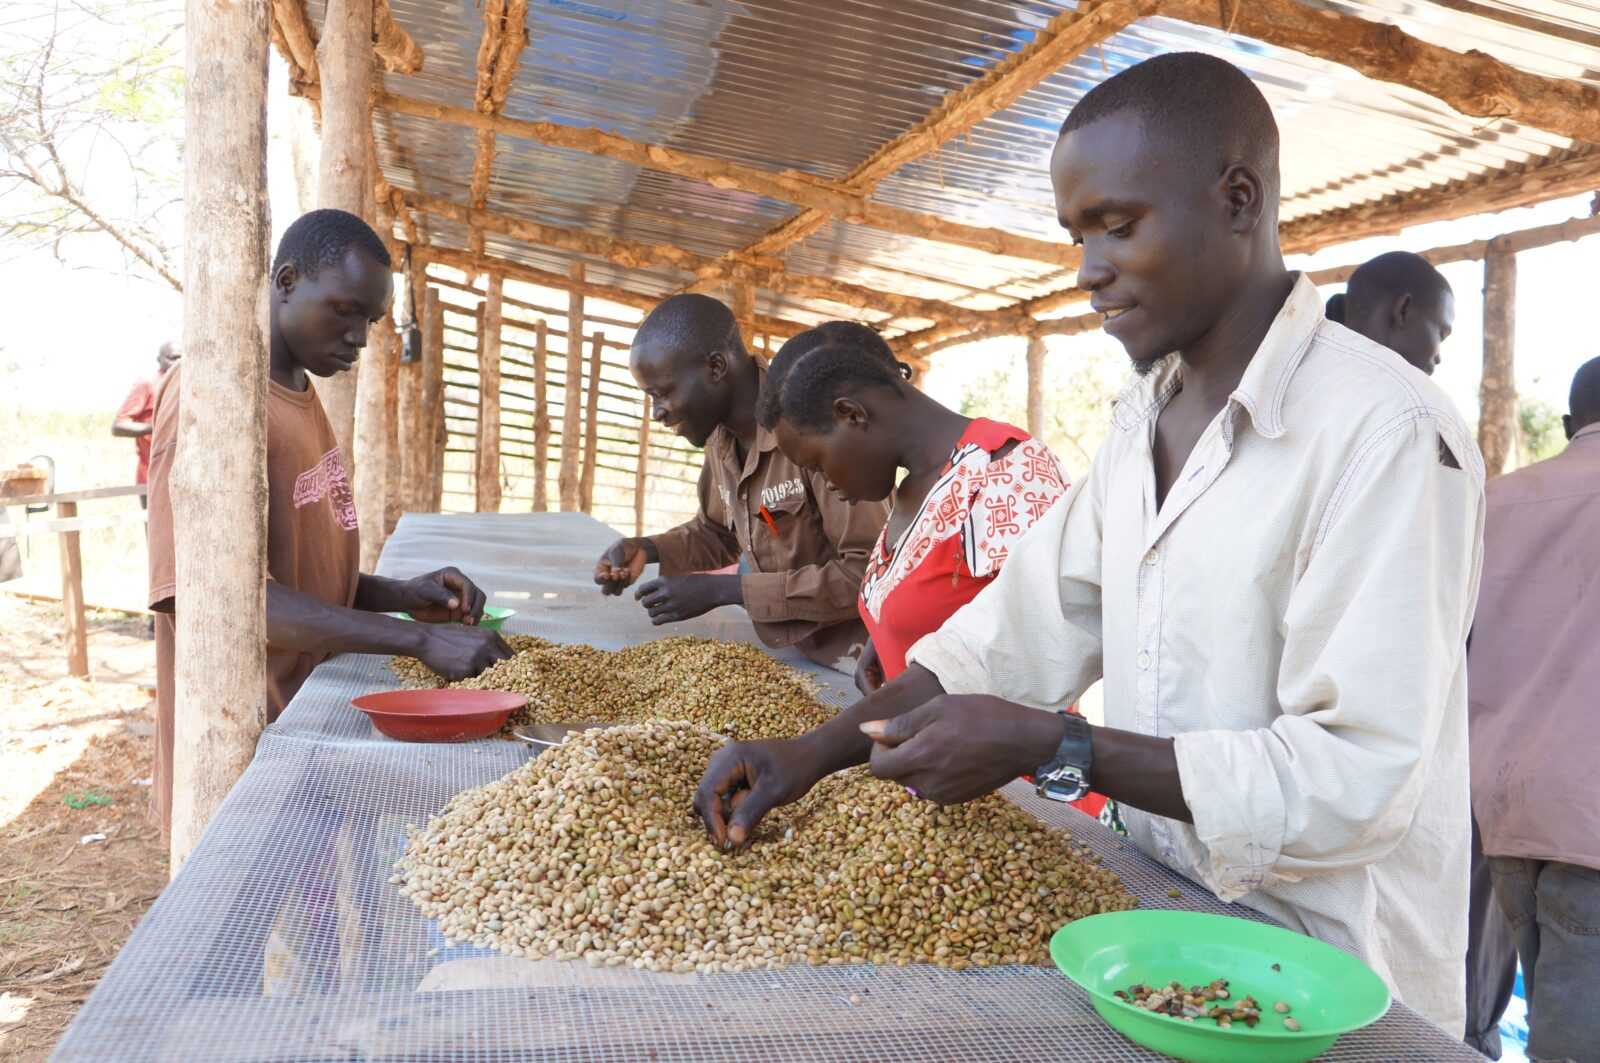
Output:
(1324, 251), (1454, 376)
(593, 294), (885, 674)
(112, 340), (181, 503)
(1469, 356), (1600, 1063)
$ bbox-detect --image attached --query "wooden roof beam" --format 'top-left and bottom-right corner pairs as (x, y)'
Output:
(373, 0), (423, 74)
(410, 192), (744, 274)
(416, 245), (809, 341)
(405, 193), (1013, 331)
(270, 0), (319, 90)
(467, 0), (529, 258)
(1304, 208), (1600, 285)
(907, 205), (1600, 357)
(270, 0), (421, 86)
(893, 143), (1600, 354)
(1279, 145), (1600, 252)
(365, 91), (1079, 269)
(735, 0), (1160, 265)
(1163, 0), (1600, 144)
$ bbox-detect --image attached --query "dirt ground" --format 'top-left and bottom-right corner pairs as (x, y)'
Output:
(0, 594), (167, 1062)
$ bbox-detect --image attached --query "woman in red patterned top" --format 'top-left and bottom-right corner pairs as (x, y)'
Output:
(759, 323), (1118, 826)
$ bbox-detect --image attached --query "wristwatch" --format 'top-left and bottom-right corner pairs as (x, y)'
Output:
(1034, 712), (1093, 803)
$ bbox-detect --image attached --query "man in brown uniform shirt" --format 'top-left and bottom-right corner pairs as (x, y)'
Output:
(595, 295), (884, 673)
(147, 209), (512, 832)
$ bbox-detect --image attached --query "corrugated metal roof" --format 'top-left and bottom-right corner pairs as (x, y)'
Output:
(306, 0), (1600, 334)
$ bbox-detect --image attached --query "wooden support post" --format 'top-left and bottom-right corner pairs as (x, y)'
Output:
(579, 330), (603, 512)
(533, 319), (550, 512)
(356, 316), (394, 569)
(313, 0), (374, 476)
(476, 275), (504, 513)
(426, 288), (447, 510)
(731, 271), (755, 347)
(173, 0), (269, 869)
(56, 500), (87, 678)
(419, 286), (444, 512)
(1480, 243), (1519, 477)
(397, 353), (425, 515)
(559, 264), (584, 511)
(1025, 334), (1047, 440)
(353, 135), (391, 567)
(382, 319), (402, 535)
(634, 397), (650, 538)
(398, 261), (427, 514)
(285, 93), (318, 214)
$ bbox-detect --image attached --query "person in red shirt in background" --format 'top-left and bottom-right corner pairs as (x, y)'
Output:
(755, 321), (1118, 829)
(112, 340), (181, 503)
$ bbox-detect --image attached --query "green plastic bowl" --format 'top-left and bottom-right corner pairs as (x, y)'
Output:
(392, 604), (516, 631)
(1049, 910), (1390, 1063)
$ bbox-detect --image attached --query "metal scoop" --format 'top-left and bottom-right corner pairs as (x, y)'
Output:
(510, 721), (611, 748)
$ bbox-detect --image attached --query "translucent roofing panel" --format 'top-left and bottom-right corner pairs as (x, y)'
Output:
(325, 0), (1596, 328)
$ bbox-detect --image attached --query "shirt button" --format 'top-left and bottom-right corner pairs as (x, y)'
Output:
(1144, 550), (1158, 566)
(1137, 651), (1152, 670)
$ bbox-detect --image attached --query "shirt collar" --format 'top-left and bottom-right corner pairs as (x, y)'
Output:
(1110, 273), (1323, 441)
(1571, 421), (1600, 444)
(708, 361), (776, 471)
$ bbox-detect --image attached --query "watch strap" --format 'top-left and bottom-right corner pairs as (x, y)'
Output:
(1035, 712), (1093, 802)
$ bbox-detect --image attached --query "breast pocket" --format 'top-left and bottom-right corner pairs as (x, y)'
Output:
(749, 495), (807, 572)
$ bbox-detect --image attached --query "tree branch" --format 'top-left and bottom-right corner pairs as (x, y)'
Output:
(0, 0), (182, 290)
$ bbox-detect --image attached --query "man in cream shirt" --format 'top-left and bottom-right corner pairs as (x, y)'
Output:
(694, 53), (1483, 1034)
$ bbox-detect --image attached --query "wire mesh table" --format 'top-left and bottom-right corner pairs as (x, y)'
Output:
(53, 513), (1484, 1061)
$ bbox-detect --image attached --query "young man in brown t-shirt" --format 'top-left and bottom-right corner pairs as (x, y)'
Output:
(594, 294), (885, 674)
(146, 209), (513, 833)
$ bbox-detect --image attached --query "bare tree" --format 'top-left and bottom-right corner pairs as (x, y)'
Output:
(0, 0), (183, 289)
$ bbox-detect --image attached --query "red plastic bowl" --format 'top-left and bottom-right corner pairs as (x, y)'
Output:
(351, 689), (526, 742)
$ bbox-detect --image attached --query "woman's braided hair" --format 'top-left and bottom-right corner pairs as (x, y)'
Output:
(758, 321), (913, 432)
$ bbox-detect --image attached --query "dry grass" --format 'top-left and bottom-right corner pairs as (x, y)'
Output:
(0, 595), (166, 1062)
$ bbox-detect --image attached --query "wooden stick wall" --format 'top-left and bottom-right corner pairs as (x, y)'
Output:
(424, 264), (703, 534)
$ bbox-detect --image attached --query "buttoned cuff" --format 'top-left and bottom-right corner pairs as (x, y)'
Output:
(1172, 729), (1288, 902)
(740, 572), (788, 623)
(904, 629), (987, 696)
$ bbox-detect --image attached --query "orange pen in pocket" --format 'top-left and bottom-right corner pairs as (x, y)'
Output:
(758, 505), (780, 536)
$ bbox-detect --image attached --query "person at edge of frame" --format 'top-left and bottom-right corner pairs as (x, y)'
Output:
(1470, 356), (1600, 1063)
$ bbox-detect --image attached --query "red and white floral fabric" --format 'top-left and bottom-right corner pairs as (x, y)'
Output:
(859, 418), (1068, 678)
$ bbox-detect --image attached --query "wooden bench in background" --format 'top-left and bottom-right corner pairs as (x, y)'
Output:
(0, 484), (148, 677)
